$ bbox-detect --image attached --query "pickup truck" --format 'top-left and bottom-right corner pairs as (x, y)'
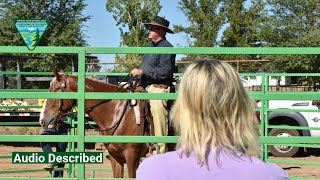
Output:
(260, 100), (320, 157)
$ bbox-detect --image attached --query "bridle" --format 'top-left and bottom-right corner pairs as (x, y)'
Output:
(54, 74), (138, 132)
(54, 74), (76, 121)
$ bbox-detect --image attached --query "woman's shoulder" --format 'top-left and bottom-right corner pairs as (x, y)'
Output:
(244, 156), (289, 178)
(140, 150), (181, 166)
(137, 151), (182, 180)
(212, 150), (289, 179)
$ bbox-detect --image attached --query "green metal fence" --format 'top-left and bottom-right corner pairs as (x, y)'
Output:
(0, 46), (320, 180)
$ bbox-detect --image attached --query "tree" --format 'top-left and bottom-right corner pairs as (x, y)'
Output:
(106, 0), (161, 72)
(32, 28), (41, 48)
(262, 0), (319, 47)
(219, 0), (266, 72)
(175, 0), (224, 47)
(173, 0), (225, 71)
(266, 28), (320, 73)
(221, 0), (265, 47)
(175, 0), (266, 72)
(262, 0), (320, 73)
(0, 0), (90, 88)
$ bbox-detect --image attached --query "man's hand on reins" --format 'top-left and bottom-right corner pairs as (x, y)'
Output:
(131, 68), (143, 76)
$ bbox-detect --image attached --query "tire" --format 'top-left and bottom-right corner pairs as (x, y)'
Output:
(268, 128), (301, 157)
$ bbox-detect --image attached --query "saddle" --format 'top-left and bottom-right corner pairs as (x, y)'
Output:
(151, 84), (169, 89)
(123, 77), (144, 92)
(125, 82), (146, 125)
(133, 85), (145, 92)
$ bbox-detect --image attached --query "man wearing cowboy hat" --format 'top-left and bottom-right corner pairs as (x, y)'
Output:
(131, 16), (176, 154)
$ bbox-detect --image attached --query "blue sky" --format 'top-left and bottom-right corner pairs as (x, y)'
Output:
(83, 0), (188, 66)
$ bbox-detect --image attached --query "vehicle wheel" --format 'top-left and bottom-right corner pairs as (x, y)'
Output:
(268, 128), (301, 157)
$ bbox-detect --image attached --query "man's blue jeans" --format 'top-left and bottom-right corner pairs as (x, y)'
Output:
(40, 129), (68, 178)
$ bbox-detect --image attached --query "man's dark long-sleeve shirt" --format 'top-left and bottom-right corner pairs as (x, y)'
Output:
(140, 39), (176, 87)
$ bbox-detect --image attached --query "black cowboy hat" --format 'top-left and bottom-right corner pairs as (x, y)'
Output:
(144, 16), (174, 34)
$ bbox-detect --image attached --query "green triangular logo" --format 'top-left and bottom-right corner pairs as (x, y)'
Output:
(14, 19), (48, 51)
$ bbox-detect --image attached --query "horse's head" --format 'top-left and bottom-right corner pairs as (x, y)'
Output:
(39, 70), (76, 124)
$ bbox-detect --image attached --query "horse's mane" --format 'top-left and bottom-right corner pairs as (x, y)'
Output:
(67, 74), (126, 92)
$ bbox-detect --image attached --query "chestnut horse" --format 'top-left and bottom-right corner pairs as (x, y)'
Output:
(39, 71), (151, 178)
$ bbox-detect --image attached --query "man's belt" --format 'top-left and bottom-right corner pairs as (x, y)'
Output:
(152, 83), (170, 89)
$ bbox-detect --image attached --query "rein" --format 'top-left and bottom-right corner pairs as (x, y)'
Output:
(57, 74), (138, 131)
(84, 100), (129, 132)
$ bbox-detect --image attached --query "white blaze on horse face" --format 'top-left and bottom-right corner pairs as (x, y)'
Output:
(49, 78), (58, 91)
(39, 99), (47, 122)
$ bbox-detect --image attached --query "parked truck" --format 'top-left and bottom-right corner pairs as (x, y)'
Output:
(260, 100), (320, 157)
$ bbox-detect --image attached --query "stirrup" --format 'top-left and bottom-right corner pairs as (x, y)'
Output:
(156, 145), (160, 154)
(149, 144), (161, 155)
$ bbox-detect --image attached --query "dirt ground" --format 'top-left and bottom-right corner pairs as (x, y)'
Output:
(0, 145), (319, 179)
(0, 145), (120, 178)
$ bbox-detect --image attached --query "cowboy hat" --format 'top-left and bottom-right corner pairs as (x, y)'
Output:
(144, 16), (174, 34)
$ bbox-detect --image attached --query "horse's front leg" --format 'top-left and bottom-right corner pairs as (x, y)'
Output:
(125, 144), (145, 178)
(109, 155), (124, 178)
(126, 156), (140, 178)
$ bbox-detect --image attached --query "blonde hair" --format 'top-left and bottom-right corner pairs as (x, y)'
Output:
(171, 60), (259, 166)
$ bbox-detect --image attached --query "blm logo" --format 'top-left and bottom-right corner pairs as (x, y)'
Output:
(14, 19), (48, 51)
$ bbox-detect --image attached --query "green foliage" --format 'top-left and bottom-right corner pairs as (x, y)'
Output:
(176, 0), (319, 73)
(173, 0), (225, 70)
(221, 0), (266, 47)
(175, 0), (266, 72)
(106, 0), (161, 72)
(175, 0), (265, 71)
(266, 28), (320, 73)
(0, 0), (90, 88)
(262, 0), (320, 73)
(32, 28), (41, 48)
(174, 0), (224, 47)
(0, 0), (89, 47)
(219, 0), (266, 72)
(262, 0), (319, 47)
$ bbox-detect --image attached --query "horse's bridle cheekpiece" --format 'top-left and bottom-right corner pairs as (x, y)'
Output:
(58, 74), (68, 115)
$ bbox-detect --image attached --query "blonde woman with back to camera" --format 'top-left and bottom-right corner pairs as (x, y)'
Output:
(137, 60), (289, 180)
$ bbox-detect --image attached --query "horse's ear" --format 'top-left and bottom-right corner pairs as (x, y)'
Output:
(53, 69), (60, 81)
